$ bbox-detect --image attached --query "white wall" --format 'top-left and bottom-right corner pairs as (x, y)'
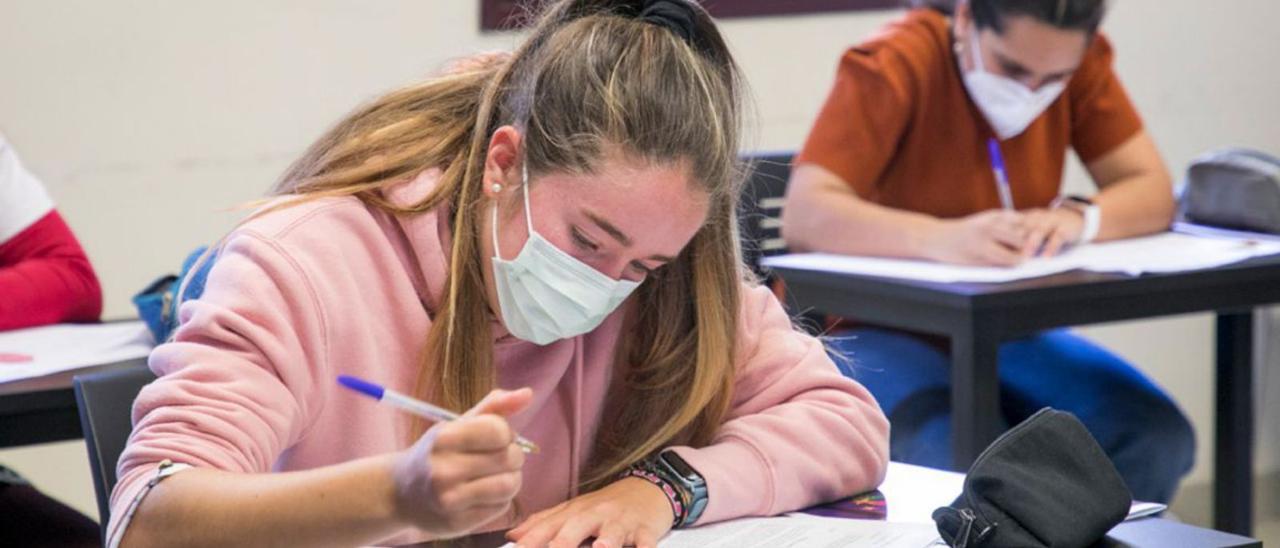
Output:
(0, 0), (1277, 524)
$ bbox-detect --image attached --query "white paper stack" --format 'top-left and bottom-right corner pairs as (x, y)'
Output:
(0, 321), (154, 384)
(763, 232), (1280, 284)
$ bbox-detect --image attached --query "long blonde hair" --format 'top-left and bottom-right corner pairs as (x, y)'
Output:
(270, 0), (745, 488)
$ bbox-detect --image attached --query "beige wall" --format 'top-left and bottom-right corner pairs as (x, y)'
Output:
(0, 0), (1277, 525)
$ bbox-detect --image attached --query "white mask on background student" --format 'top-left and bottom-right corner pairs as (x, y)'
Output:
(961, 30), (1066, 140)
(491, 164), (640, 345)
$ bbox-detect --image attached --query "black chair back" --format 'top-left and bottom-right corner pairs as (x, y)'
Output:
(739, 153), (794, 279)
(73, 362), (155, 532)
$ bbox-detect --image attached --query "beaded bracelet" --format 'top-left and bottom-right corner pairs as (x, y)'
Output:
(620, 466), (685, 527)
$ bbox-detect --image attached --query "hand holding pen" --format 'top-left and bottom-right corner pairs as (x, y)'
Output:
(339, 376), (539, 453)
(984, 139), (1082, 259)
(339, 376), (536, 536)
(917, 138), (1030, 265)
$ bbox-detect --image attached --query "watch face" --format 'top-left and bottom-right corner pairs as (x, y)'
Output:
(663, 452), (697, 479)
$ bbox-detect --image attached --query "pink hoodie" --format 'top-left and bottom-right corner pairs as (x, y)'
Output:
(109, 170), (889, 546)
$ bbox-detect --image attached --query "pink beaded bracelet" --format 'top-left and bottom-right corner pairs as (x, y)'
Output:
(621, 467), (685, 526)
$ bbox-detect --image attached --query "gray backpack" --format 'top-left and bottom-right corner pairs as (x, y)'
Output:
(1181, 147), (1280, 234)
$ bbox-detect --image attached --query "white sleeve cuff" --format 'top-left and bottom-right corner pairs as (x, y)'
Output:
(1078, 204), (1102, 243)
(0, 137), (55, 242)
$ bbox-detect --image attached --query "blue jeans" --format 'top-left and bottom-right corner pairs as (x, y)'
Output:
(830, 328), (1196, 503)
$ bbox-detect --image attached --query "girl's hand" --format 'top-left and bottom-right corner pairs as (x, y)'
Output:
(1018, 207), (1084, 258)
(924, 209), (1028, 266)
(390, 388), (533, 536)
(506, 477), (676, 548)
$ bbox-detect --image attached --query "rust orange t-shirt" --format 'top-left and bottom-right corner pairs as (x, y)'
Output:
(797, 9), (1143, 217)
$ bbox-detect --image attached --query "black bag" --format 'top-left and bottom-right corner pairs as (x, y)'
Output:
(932, 408), (1132, 548)
(1182, 147), (1280, 234)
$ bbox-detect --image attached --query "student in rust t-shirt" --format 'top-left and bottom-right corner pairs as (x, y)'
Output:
(784, 0), (1193, 503)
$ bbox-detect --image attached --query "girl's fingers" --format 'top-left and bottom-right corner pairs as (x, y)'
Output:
(508, 503), (565, 539)
(509, 513), (568, 548)
(1043, 227), (1068, 258)
(466, 387), (534, 418)
(592, 521), (629, 548)
(634, 525), (662, 548)
(440, 443), (525, 481)
(440, 471), (522, 510)
(982, 241), (1023, 267)
(548, 514), (603, 548)
(435, 415), (514, 453)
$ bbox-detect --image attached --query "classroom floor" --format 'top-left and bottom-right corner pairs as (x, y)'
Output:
(1167, 469), (1280, 546)
(1257, 520), (1279, 545)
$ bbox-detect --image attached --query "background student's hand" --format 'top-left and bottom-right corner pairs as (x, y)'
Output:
(390, 388), (533, 537)
(1017, 208), (1084, 258)
(924, 209), (1028, 266)
(505, 476), (674, 548)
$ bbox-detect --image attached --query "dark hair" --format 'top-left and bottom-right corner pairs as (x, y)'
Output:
(910, 0), (1107, 34)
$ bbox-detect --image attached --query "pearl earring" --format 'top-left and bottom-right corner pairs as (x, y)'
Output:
(491, 183), (502, 193)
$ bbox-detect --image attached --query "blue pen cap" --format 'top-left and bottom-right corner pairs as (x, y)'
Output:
(338, 375), (386, 400)
(987, 138), (1006, 171)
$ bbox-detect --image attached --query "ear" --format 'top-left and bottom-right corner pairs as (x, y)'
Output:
(483, 125), (523, 198)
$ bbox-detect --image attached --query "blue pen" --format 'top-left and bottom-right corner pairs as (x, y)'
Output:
(987, 138), (1015, 210)
(338, 375), (539, 453)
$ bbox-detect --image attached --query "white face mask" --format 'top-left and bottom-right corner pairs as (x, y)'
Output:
(960, 29), (1066, 140)
(491, 165), (640, 345)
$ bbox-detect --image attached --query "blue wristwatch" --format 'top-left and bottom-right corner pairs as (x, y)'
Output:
(653, 450), (708, 528)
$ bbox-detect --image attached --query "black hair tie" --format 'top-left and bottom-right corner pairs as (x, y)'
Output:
(639, 0), (696, 44)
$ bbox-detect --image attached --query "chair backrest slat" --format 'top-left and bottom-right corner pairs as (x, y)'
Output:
(739, 153), (795, 278)
(74, 362), (156, 538)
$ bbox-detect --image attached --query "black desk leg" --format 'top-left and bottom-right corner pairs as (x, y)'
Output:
(951, 324), (1002, 471)
(1214, 312), (1254, 535)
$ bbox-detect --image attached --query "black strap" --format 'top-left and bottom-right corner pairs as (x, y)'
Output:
(933, 506), (998, 548)
(638, 0), (696, 44)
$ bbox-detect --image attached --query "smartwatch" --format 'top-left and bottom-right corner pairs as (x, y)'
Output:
(1051, 195), (1101, 244)
(653, 450), (709, 528)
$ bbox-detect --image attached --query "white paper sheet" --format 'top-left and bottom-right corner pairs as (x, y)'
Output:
(657, 516), (940, 548)
(1062, 231), (1280, 275)
(878, 462), (965, 523)
(0, 321), (154, 384)
(496, 516), (940, 548)
(490, 462), (1165, 548)
(1172, 221), (1280, 243)
(763, 232), (1280, 284)
(763, 252), (1075, 283)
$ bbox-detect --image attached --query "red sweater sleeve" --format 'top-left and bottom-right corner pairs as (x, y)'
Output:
(0, 210), (103, 330)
